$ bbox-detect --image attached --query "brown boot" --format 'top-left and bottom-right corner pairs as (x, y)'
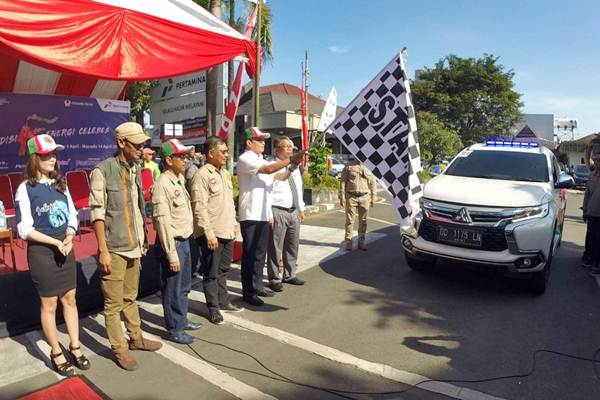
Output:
(345, 240), (353, 251)
(358, 240), (368, 251)
(115, 350), (138, 371)
(129, 336), (163, 352)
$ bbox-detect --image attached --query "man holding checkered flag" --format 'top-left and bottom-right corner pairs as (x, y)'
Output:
(330, 51), (423, 232)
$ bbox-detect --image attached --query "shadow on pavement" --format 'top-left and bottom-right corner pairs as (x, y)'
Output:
(317, 223), (600, 400)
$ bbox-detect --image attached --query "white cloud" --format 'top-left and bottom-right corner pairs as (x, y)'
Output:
(328, 45), (349, 54)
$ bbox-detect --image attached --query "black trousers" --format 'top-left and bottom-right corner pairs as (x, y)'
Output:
(198, 236), (233, 311)
(585, 216), (600, 266)
(240, 220), (269, 298)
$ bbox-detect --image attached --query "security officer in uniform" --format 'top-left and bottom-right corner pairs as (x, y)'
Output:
(339, 159), (377, 251)
(152, 138), (202, 344)
(190, 136), (243, 325)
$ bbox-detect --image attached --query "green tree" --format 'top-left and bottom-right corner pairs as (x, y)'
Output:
(125, 81), (157, 127)
(307, 144), (332, 187)
(416, 111), (462, 164)
(412, 54), (522, 145)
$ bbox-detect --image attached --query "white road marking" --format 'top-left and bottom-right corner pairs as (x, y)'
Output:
(336, 209), (398, 226)
(0, 332), (57, 387)
(88, 312), (278, 400)
(182, 291), (506, 400)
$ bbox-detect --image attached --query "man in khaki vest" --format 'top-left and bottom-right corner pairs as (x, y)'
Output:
(190, 136), (243, 325)
(339, 159), (377, 251)
(90, 122), (162, 371)
(152, 139), (202, 344)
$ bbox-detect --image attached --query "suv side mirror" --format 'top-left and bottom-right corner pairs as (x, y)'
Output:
(556, 172), (575, 189)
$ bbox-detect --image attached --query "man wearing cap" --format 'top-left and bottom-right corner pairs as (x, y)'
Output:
(142, 147), (161, 180)
(237, 127), (306, 306)
(266, 137), (306, 292)
(152, 139), (202, 343)
(90, 122), (162, 371)
(190, 136), (243, 324)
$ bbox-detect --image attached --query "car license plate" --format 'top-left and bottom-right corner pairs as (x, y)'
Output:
(437, 226), (482, 247)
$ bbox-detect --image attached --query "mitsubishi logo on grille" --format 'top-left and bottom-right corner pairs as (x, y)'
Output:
(454, 207), (472, 223)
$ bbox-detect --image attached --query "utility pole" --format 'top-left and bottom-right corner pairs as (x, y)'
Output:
(252, 0), (262, 127)
(303, 50), (310, 142)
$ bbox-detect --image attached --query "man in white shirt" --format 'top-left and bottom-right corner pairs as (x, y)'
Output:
(237, 127), (306, 306)
(267, 137), (306, 292)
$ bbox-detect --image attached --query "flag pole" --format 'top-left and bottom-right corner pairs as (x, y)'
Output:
(252, 0), (262, 127)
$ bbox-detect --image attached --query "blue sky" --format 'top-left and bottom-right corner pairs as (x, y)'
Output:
(255, 0), (600, 139)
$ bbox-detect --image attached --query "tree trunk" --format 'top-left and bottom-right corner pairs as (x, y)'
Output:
(206, 0), (221, 137)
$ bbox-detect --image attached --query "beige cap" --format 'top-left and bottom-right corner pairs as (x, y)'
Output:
(115, 122), (151, 145)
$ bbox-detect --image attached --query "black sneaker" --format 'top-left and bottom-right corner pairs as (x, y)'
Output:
(257, 289), (275, 297)
(582, 259), (593, 268)
(283, 277), (305, 286)
(269, 282), (284, 292)
(243, 295), (264, 306)
(221, 303), (244, 312)
(208, 310), (225, 325)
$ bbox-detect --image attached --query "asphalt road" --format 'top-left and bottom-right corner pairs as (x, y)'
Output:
(296, 189), (600, 400)
(1, 190), (599, 400)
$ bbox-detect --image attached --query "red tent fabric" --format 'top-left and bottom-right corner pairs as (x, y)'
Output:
(0, 0), (257, 99)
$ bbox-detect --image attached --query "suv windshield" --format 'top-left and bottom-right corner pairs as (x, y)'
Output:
(574, 164), (589, 174)
(444, 150), (549, 182)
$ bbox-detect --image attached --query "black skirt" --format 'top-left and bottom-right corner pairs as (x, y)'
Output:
(28, 235), (77, 297)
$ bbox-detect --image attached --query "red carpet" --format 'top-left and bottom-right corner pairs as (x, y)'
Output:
(0, 222), (157, 275)
(17, 376), (110, 400)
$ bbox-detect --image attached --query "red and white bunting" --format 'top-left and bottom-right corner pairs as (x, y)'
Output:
(217, 4), (259, 138)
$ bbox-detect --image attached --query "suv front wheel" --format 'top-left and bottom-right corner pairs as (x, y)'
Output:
(526, 236), (554, 295)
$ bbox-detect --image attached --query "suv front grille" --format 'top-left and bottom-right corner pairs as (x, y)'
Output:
(428, 209), (505, 223)
(419, 218), (508, 251)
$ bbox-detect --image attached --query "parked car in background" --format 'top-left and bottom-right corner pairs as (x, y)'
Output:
(328, 158), (346, 177)
(571, 164), (589, 188)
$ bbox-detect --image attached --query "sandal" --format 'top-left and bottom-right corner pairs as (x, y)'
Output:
(50, 351), (75, 377)
(69, 344), (91, 370)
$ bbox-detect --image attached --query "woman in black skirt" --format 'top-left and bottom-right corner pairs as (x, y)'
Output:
(15, 134), (90, 376)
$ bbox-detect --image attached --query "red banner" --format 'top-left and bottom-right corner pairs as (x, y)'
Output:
(217, 5), (258, 138)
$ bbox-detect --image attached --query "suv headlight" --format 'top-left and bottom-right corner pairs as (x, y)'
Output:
(510, 203), (549, 222)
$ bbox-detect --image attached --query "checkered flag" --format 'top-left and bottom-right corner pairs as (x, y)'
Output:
(329, 52), (422, 228)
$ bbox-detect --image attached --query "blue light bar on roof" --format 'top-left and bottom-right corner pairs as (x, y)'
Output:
(484, 139), (539, 148)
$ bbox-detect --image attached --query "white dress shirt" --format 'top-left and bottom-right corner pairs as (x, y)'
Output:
(271, 163), (305, 211)
(237, 150), (274, 222)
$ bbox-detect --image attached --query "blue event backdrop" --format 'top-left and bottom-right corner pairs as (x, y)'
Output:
(0, 93), (130, 173)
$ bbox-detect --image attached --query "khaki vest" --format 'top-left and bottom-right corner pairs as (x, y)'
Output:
(96, 156), (147, 252)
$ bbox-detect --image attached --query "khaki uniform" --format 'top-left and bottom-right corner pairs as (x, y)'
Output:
(151, 170), (193, 263)
(190, 163), (237, 241)
(339, 162), (377, 242)
(190, 163), (237, 311)
(151, 169), (194, 336)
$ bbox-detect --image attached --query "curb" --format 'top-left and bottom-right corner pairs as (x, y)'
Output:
(305, 203), (339, 215)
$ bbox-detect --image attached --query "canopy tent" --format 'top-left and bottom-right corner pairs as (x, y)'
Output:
(0, 0), (257, 99)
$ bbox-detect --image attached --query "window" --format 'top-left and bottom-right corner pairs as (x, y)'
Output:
(444, 150), (549, 182)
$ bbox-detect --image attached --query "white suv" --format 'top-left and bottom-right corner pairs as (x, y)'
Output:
(401, 140), (574, 294)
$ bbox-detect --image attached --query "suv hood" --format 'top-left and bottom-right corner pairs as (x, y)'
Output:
(424, 175), (551, 207)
